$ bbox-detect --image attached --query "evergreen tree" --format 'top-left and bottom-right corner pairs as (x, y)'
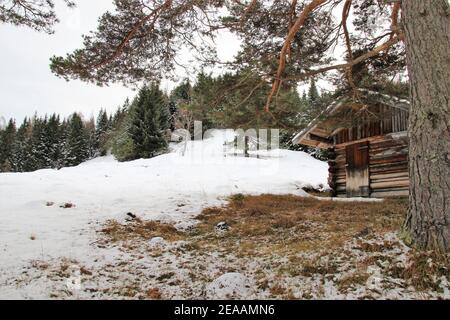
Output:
(129, 83), (169, 159)
(301, 91), (308, 104)
(191, 72), (216, 131)
(308, 78), (320, 104)
(171, 79), (192, 103)
(0, 124), (6, 169)
(12, 118), (31, 172)
(108, 114), (114, 130)
(45, 114), (62, 167)
(96, 109), (109, 134)
(95, 109), (110, 156)
(57, 119), (69, 169)
(26, 116), (46, 171)
(85, 116), (98, 159)
(0, 119), (17, 172)
(64, 113), (89, 167)
(109, 100), (134, 162)
(110, 115), (134, 162)
(112, 100), (130, 129)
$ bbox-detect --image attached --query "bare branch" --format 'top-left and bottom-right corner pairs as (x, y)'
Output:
(341, 0), (358, 97)
(265, 0), (329, 112)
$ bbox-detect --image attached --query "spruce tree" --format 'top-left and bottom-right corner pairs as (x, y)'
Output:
(12, 118), (31, 172)
(112, 100), (129, 129)
(85, 116), (98, 159)
(308, 78), (320, 104)
(46, 114), (62, 167)
(65, 113), (89, 167)
(95, 109), (110, 156)
(96, 109), (109, 133)
(110, 99), (130, 132)
(28, 116), (50, 170)
(0, 124), (5, 170)
(0, 119), (17, 172)
(57, 119), (69, 169)
(301, 91), (308, 104)
(129, 83), (169, 159)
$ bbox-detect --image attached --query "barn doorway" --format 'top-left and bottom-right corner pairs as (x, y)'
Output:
(345, 141), (370, 197)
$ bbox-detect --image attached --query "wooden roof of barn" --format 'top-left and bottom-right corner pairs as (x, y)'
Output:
(292, 89), (410, 149)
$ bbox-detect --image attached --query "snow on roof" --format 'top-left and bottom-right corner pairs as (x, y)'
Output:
(292, 89), (410, 145)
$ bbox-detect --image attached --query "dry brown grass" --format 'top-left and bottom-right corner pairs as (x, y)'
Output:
(100, 220), (185, 244)
(388, 251), (449, 291)
(298, 260), (341, 277)
(269, 284), (286, 296)
(146, 288), (162, 300)
(355, 240), (399, 253)
(337, 272), (371, 292)
(60, 203), (75, 209)
(82, 194), (448, 299)
(194, 194), (407, 256)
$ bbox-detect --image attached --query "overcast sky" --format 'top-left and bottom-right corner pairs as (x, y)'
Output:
(0, 1), (131, 123)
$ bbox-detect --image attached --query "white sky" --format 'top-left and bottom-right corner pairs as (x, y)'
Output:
(0, 1), (132, 123)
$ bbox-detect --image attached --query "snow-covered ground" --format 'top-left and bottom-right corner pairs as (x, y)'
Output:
(0, 130), (328, 299)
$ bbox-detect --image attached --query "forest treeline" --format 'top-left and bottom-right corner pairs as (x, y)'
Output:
(0, 71), (331, 173)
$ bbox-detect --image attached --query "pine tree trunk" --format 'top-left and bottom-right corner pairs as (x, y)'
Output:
(402, 0), (450, 252)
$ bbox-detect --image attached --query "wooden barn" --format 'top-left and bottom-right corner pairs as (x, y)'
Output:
(293, 90), (410, 198)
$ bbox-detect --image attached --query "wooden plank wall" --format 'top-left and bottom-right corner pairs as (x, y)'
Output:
(328, 134), (409, 198)
(335, 107), (409, 145)
(328, 147), (347, 197)
(369, 135), (409, 197)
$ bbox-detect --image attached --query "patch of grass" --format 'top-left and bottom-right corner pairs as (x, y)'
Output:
(269, 284), (286, 296)
(229, 193), (245, 203)
(299, 260), (340, 277)
(100, 220), (185, 244)
(257, 278), (270, 290)
(31, 260), (49, 270)
(80, 266), (93, 276)
(337, 272), (370, 292)
(303, 190), (333, 198)
(390, 251), (449, 291)
(156, 272), (176, 282)
(360, 255), (393, 269)
(193, 194), (407, 257)
(60, 203), (75, 209)
(355, 240), (399, 253)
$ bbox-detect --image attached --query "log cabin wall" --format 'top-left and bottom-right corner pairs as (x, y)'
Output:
(326, 105), (409, 198)
(368, 134), (409, 197)
(328, 133), (409, 198)
(334, 106), (409, 144)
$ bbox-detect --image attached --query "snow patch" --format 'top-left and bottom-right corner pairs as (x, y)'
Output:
(0, 129), (328, 298)
(148, 237), (166, 248)
(205, 273), (255, 299)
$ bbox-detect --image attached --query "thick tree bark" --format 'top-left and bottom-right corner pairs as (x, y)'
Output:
(402, 0), (450, 252)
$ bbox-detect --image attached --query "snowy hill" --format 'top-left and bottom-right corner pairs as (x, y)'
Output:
(0, 130), (328, 298)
